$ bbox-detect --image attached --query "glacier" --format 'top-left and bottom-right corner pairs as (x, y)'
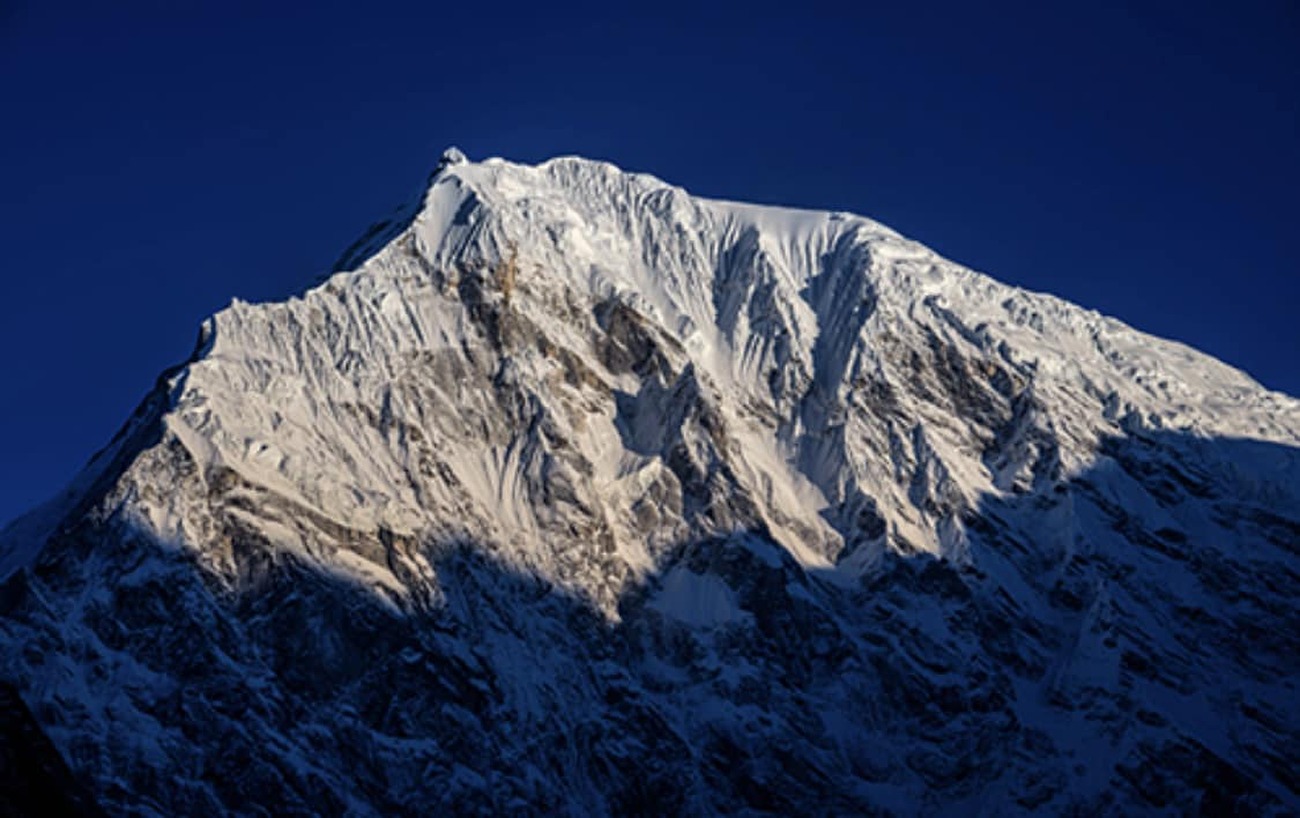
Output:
(1, 148), (1297, 815)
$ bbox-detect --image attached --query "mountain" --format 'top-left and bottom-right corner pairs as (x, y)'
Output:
(1, 148), (1297, 815)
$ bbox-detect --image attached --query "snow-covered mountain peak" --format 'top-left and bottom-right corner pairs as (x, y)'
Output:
(2, 151), (1297, 815)
(363, 151), (1297, 435)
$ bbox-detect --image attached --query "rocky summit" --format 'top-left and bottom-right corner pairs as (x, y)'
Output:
(1, 150), (1298, 815)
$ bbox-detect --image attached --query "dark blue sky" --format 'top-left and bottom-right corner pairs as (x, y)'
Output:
(1, 1), (1297, 526)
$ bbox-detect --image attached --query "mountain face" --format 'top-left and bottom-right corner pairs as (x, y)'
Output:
(2, 149), (1298, 816)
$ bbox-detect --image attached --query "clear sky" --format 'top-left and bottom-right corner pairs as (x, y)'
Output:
(1, 1), (1296, 526)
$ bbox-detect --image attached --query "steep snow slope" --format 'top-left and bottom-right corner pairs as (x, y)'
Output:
(1, 149), (1297, 815)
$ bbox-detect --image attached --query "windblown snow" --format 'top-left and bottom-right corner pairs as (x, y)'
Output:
(1, 148), (1297, 816)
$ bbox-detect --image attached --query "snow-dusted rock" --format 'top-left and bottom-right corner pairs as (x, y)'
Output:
(1, 150), (1297, 815)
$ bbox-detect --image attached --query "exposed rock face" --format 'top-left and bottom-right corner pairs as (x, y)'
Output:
(1, 151), (1297, 815)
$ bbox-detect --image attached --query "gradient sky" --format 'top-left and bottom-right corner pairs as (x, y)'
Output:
(1, 1), (1297, 526)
